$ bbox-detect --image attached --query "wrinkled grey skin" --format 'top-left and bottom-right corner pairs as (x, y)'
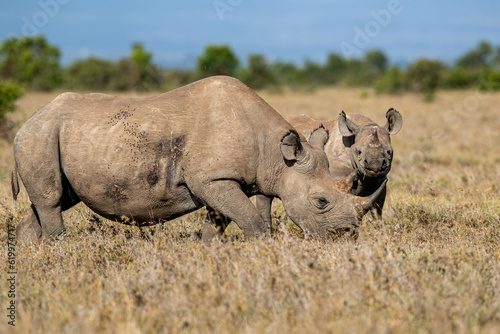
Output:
(12, 76), (385, 243)
(286, 109), (403, 218)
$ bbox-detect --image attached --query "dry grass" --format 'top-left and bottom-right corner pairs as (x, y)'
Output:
(1, 88), (499, 333)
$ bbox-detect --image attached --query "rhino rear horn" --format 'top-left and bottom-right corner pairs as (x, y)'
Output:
(384, 108), (403, 135)
(338, 111), (361, 137)
(309, 124), (329, 151)
(355, 179), (387, 214)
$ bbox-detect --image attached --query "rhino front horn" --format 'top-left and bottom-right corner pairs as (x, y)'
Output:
(356, 179), (387, 214)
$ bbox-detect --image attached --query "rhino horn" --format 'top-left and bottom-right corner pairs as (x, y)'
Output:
(355, 179), (387, 214)
(369, 127), (382, 146)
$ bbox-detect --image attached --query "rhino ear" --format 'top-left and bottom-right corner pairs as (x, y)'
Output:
(308, 124), (329, 151)
(338, 111), (360, 137)
(280, 130), (306, 162)
(384, 108), (403, 135)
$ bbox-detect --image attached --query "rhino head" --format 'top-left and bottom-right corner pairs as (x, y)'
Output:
(276, 126), (386, 239)
(338, 108), (402, 178)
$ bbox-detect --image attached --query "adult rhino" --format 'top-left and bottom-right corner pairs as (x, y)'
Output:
(11, 76), (385, 243)
(256, 109), (402, 225)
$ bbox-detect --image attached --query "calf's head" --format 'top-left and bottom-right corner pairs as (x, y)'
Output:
(338, 108), (402, 178)
(278, 126), (386, 239)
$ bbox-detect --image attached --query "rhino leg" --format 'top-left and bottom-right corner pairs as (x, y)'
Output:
(370, 184), (386, 219)
(16, 204), (42, 243)
(18, 169), (76, 240)
(194, 180), (267, 238)
(255, 194), (273, 232)
(201, 206), (230, 242)
(32, 203), (66, 240)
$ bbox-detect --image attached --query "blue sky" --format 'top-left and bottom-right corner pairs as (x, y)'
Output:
(1, 0), (500, 68)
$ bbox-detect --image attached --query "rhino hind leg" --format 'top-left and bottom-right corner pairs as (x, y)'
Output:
(16, 204), (42, 243)
(17, 168), (78, 241)
(16, 194), (67, 241)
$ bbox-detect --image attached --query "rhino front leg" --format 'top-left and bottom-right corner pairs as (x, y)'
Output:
(371, 181), (387, 219)
(194, 180), (267, 239)
(201, 206), (231, 242)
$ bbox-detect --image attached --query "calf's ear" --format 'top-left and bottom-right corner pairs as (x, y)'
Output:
(280, 130), (306, 162)
(308, 124), (329, 151)
(384, 108), (403, 135)
(338, 111), (360, 137)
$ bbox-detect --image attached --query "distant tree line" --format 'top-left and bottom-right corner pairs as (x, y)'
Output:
(1, 35), (500, 129)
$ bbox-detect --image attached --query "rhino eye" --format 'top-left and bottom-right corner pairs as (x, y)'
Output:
(356, 149), (362, 155)
(313, 197), (330, 210)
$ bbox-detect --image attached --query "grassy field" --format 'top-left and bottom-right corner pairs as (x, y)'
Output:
(1, 87), (499, 333)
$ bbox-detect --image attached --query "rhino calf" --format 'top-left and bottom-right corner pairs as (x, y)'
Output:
(12, 76), (385, 242)
(286, 109), (403, 218)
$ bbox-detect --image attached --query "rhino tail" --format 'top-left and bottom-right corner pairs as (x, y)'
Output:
(11, 167), (19, 201)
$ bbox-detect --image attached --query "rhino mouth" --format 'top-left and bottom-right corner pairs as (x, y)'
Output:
(362, 165), (389, 177)
(326, 224), (359, 240)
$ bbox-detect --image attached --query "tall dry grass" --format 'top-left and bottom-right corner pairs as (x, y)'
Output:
(1, 87), (499, 333)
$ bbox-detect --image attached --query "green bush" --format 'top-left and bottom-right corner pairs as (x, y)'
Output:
(296, 60), (328, 89)
(0, 81), (23, 131)
(3, 35), (500, 94)
(374, 66), (407, 94)
(196, 45), (240, 78)
(65, 57), (119, 91)
(129, 43), (162, 90)
(456, 41), (492, 69)
(241, 54), (276, 89)
(64, 43), (162, 92)
(478, 69), (500, 91)
(0, 36), (62, 91)
(323, 53), (347, 84)
(343, 59), (371, 86)
(443, 67), (479, 89)
(406, 59), (447, 100)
